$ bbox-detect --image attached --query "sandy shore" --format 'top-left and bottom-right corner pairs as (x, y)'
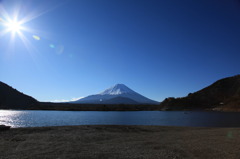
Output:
(1, 125), (240, 159)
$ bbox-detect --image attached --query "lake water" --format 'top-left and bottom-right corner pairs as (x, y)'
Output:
(1, 110), (240, 128)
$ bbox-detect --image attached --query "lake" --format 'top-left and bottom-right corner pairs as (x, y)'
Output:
(1, 110), (240, 128)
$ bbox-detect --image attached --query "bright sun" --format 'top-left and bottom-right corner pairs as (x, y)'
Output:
(1, 17), (25, 36)
(0, 4), (54, 54)
(5, 20), (22, 33)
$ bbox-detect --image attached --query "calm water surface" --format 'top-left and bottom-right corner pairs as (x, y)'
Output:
(1, 110), (240, 128)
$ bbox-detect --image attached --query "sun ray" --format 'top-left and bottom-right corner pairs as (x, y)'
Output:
(19, 2), (65, 25)
(0, 3), (44, 52)
(0, 1), (66, 63)
(0, 2), (62, 39)
(17, 31), (40, 64)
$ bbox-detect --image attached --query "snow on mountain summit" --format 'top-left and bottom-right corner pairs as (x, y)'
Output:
(99, 84), (136, 95)
(72, 84), (159, 104)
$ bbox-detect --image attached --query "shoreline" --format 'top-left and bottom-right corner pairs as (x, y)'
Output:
(1, 108), (240, 113)
(1, 125), (240, 159)
(2, 102), (240, 112)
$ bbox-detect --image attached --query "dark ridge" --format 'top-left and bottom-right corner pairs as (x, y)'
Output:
(0, 81), (38, 109)
(160, 75), (240, 111)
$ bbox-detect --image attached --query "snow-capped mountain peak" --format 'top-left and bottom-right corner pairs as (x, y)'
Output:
(72, 84), (159, 104)
(99, 84), (135, 95)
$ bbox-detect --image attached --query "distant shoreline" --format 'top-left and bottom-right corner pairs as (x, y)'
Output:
(25, 102), (164, 111)
(1, 102), (238, 112)
(1, 102), (240, 112)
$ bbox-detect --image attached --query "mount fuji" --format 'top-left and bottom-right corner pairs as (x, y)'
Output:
(72, 84), (159, 104)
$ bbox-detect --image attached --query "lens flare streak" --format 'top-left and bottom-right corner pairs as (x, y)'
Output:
(32, 35), (40, 40)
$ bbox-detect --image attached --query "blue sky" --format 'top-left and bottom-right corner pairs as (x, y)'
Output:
(0, 0), (240, 102)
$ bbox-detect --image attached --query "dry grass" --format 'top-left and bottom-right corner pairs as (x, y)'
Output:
(1, 125), (240, 159)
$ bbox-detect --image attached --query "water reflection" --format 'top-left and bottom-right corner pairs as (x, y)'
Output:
(1, 110), (240, 128)
(0, 110), (29, 127)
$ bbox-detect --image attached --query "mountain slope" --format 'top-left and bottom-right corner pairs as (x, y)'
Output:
(73, 84), (159, 104)
(0, 81), (37, 109)
(160, 75), (240, 110)
(104, 97), (139, 104)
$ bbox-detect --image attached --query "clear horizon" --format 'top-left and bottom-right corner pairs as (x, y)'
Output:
(1, 0), (240, 102)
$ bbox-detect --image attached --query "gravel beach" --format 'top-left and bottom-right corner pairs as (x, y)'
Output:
(1, 125), (240, 159)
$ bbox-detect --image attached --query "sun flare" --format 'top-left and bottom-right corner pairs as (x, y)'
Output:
(4, 19), (22, 33)
(0, 5), (35, 52)
(0, 3), (59, 56)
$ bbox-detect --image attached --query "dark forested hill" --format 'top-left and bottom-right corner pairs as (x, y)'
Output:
(160, 75), (240, 111)
(0, 81), (37, 109)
